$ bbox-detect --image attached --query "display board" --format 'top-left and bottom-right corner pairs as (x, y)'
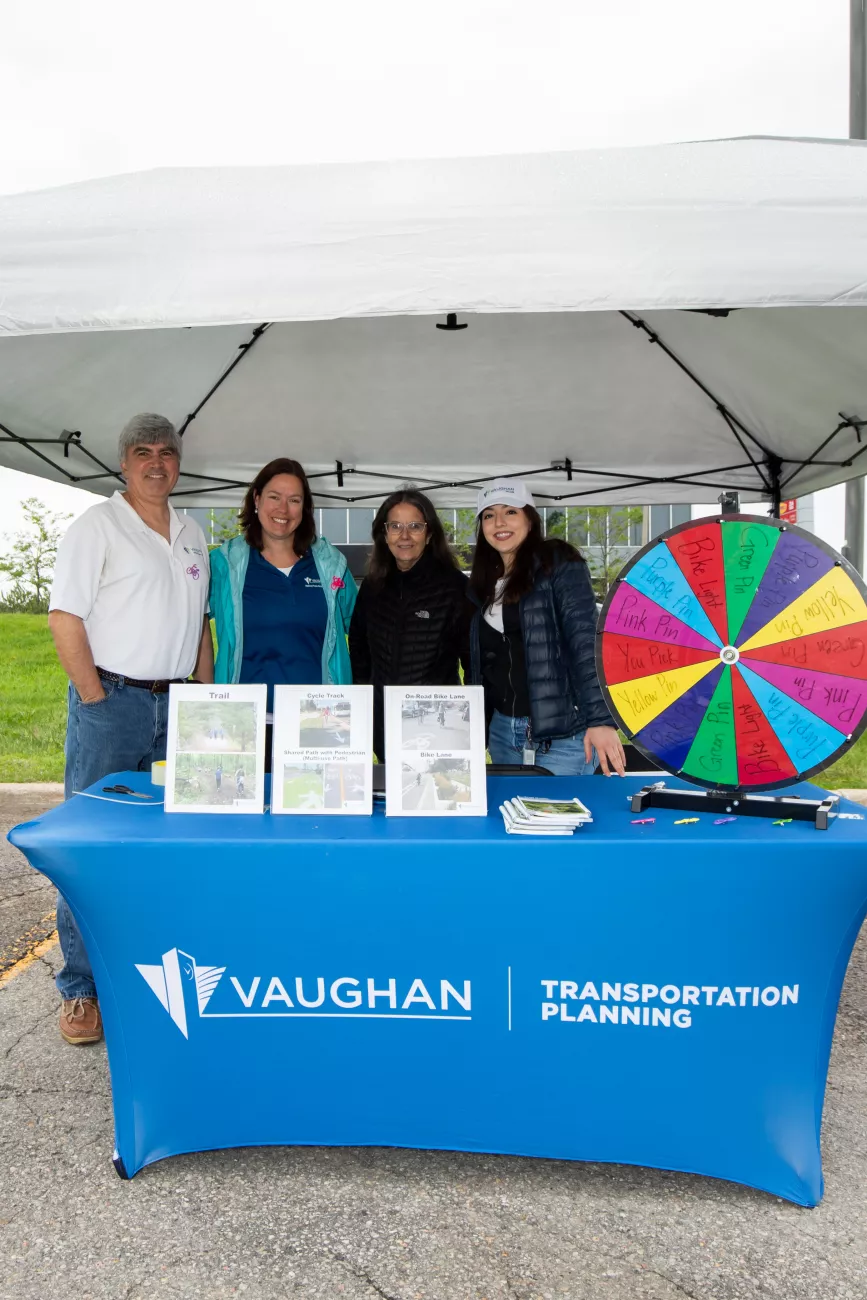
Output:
(384, 686), (488, 817)
(271, 685), (373, 815)
(597, 515), (867, 791)
(165, 684), (267, 814)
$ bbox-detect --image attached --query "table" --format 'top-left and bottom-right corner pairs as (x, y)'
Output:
(10, 772), (867, 1204)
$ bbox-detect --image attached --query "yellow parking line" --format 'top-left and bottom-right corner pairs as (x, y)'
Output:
(0, 933), (58, 989)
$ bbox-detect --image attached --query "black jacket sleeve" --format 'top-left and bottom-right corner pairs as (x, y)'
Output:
(348, 579), (372, 685)
(551, 559), (612, 728)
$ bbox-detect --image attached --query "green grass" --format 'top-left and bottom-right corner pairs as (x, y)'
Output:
(2, 612), (867, 790)
(819, 737), (867, 791)
(283, 773), (325, 808)
(0, 614), (68, 781)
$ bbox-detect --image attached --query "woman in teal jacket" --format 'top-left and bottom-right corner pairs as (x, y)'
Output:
(209, 458), (356, 707)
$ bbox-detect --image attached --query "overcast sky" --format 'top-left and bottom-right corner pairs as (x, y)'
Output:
(0, 0), (852, 537)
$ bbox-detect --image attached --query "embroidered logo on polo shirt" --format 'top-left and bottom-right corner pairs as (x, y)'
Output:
(415, 610), (430, 619)
(183, 546), (204, 557)
(304, 577), (322, 588)
(186, 565), (201, 580)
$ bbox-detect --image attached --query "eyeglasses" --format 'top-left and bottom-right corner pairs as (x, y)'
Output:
(385, 521), (427, 534)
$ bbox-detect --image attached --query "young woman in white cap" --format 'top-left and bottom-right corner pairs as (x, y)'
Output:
(467, 479), (626, 776)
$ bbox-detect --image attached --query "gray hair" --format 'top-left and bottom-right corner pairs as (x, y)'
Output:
(118, 413), (182, 465)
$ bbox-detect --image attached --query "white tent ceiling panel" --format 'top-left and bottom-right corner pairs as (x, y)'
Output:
(4, 139), (867, 333)
(183, 313), (746, 506)
(643, 307), (867, 495)
(2, 137), (867, 507)
(0, 326), (252, 487)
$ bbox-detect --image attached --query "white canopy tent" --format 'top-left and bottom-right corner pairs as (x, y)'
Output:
(2, 136), (867, 510)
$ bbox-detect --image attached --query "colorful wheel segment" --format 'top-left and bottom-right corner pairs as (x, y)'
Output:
(596, 515), (867, 791)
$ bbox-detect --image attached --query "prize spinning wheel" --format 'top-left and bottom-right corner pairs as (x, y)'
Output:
(596, 515), (867, 800)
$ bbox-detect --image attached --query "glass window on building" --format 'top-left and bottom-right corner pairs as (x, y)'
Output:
(567, 509), (589, 547)
(436, 509), (458, 543)
(544, 508), (569, 540)
(607, 507), (639, 549)
(347, 508), (375, 543)
(319, 508), (348, 543)
(649, 505), (670, 540)
(648, 503), (694, 540)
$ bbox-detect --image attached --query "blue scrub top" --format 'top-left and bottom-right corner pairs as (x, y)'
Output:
(240, 548), (328, 707)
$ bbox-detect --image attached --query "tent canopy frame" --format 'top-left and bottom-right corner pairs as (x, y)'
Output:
(3, 309), (863, 516)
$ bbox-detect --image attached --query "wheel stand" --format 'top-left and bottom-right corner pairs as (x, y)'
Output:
(630, 781), (841, 830)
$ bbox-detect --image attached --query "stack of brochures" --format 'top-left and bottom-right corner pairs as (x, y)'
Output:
(499, 795), (593, 836)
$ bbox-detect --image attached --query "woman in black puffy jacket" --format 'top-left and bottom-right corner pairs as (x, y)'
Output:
(349, 489), (469, 760)
(467, 479), (625, 777)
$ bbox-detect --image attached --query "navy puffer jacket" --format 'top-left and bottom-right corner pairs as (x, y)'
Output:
(468, 546), (611, 741)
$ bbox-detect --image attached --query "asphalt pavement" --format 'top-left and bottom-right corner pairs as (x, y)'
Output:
(2, 786), (867, 1300)
(300, 723), (352, 748)
(0, 784), (62, 977)
(402, 711), (471, 752)
(401, 772), (437, 810)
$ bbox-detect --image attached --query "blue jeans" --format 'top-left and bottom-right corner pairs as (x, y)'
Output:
(57, 680), (169, 1000)
(487, 709), (598, 776)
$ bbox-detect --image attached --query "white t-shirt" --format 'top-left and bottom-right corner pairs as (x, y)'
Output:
(50, 491), (210, 680)
(483, 578), (508, 632)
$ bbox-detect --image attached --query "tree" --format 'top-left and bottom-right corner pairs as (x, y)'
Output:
(207, 508), (241, 546)
(437, 508), (477, 566)
(545, 508), (569, 541)
(535, 505), (643, 599)
(0, 498), (71, 614)
(584, 506), (644, 601)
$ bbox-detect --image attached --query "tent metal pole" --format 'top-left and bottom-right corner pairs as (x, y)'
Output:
(547, 475), (769, 503)
(845, 0), (867, 572)
(780, 416), (858, 490)
(169, 482), (252, 499)
(621, 312), (772, 491)
(68, 442), (124, 485)
(0, 421), (81, 482)
(167, 462), (763, 505)
(766, 454), (783, 518)
(852, 0), (867, 137)
(0, 436), (76, 444)
(176, 323), (270, 438)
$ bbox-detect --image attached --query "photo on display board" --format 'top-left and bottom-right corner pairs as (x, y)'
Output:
(164, 684), (267, 814)
(298, 695), (353, 748)
(401, 696), (472, 750)
(384, 685), (487, 817)
(271, 685), (373, 815)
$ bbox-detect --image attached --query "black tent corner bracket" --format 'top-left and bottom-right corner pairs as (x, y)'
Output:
(780, 413), (867, 493)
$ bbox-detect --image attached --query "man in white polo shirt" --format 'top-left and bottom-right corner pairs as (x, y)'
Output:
(48, 413), (213, 1045)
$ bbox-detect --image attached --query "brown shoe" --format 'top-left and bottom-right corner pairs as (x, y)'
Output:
(59, 998), (103, 1045)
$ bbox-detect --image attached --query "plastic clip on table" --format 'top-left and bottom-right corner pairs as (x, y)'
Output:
(9, 771), (867, 1205)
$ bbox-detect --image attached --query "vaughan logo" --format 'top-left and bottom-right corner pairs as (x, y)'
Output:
(135, 949), (225, 1039)
(136, 948), (472, 1038)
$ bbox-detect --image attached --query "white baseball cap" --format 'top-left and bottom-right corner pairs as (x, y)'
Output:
(475, 479), (535, 517)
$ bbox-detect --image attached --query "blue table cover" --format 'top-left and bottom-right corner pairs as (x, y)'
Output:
(10, 772), (867, 1203)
